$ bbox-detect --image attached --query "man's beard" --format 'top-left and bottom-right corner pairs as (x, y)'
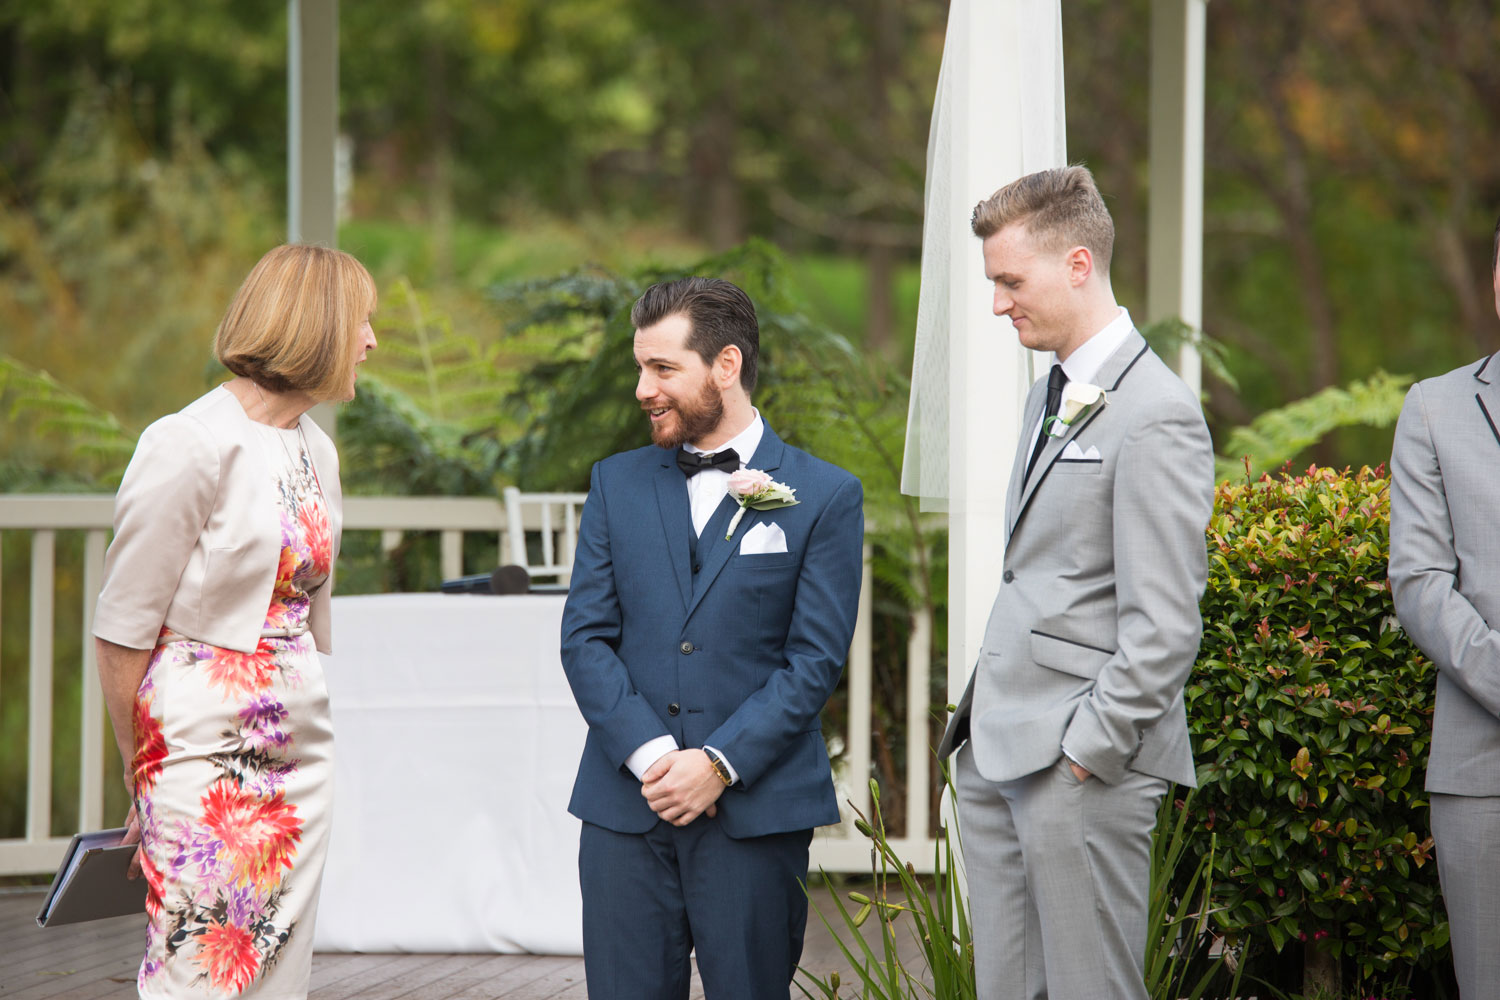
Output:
(648, 378), (725, 449)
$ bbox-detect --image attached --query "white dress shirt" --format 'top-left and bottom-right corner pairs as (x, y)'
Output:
(622, 410), (764, 786)
(1022, 308), (1134, 461)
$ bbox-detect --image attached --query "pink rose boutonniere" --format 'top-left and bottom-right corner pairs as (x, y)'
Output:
(724, 468), (799, 539)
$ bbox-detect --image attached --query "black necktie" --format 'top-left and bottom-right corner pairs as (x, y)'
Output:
(1024, 364), (1068, 485)
(677, 447), (740, 478)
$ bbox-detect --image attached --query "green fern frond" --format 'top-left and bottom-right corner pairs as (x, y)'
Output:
(1215, 371), (1411, 480)
(1, 352), (137, 486)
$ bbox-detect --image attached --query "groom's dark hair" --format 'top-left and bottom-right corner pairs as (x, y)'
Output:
(631, 276), (760, 393)
(971, 164), (1115, 277)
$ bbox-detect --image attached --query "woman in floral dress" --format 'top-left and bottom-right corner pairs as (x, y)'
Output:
(93, 244), (376, 998)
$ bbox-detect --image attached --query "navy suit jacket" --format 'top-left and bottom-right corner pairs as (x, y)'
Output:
(561, 423), (864, 840)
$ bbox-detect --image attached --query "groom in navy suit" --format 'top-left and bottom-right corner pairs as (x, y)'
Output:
(561, 276), (864, 1000)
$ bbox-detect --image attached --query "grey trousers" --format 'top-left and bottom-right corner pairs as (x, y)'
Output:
(1431, 792), (1500, 1000)
(955, 744), (1167, 1000)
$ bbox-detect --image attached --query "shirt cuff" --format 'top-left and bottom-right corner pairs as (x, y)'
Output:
(703, 744), (739, 785)
(625, 736), (679, 781)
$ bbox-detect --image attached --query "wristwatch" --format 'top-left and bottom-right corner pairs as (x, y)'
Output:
(702, 747), (733, 786)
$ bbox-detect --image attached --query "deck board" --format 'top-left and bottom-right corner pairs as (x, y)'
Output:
(0, 882), (924, 999)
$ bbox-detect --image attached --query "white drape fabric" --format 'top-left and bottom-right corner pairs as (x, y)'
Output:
(314, 593), (585, 954)
(901, 0), (1068, 510)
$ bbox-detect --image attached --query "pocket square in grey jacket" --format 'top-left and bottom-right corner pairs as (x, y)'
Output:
(1061, 441), (1101, 461)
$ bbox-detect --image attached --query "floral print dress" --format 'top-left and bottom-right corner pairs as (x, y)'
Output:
(131, 423), (334, 998)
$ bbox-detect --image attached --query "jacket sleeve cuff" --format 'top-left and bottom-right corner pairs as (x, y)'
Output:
(1061, 707), (1135, 785)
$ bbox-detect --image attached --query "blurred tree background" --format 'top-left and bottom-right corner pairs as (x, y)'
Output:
(4, 0), (1498, 460)
(3, 4), (1499, 985)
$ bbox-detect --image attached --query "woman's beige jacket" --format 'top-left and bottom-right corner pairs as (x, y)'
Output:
(93, 385), (343, 655)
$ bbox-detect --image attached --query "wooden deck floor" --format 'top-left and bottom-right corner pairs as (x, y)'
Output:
(0, 884), (924, 999)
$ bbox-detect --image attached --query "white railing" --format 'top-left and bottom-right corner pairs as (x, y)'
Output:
(0, 494), (936, 875)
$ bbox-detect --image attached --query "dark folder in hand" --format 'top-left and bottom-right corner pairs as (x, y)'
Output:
(35, 827), (148, 927)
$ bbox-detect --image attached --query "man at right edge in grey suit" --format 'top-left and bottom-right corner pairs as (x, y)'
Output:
(937, 166), (1215, 999)
(1389, 213), (1500, 999)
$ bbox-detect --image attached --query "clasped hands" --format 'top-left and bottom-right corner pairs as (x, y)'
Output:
(642, 749), (726, 826)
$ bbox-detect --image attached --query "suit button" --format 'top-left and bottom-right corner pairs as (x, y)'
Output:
(1003, 569), (1015, 583)
(668, 703), (681, 716)
(692, 563), (701, 574)
(680, 641), (694, 654)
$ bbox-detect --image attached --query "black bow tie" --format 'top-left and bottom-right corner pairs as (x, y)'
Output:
(677, 447), (741, 477)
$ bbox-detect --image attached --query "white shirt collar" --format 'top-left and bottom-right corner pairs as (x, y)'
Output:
(685, 408), (764, 466)
(1059, 307), (1133, 387)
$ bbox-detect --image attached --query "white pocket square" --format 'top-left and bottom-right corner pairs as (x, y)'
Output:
(739, 521), (788, 555)
(1061, 441), (1101, 461)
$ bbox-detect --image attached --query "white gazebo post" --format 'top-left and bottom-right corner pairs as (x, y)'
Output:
(1147, 0), (1207, 396)
(902, 0), (1067, 719)
(287, 0), (340, 434)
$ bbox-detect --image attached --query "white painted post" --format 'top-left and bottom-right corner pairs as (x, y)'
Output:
(941, 0), (1067, 722)
(288, 0), (338, 249)
(1148, 0), (1207, 397)
(288, 0), (340, 437)
(905, 602), (932, 843)
(901, 0), (1066, 885)
(440, 531), (463, 581)
(28, 531), (55, 843)
(846, 543), (875, 834)
(80, 531), (108, 833)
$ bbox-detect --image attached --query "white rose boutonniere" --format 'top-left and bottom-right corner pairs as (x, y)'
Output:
(1043, 382), (1107, 439)
(724, 468), (799, 539)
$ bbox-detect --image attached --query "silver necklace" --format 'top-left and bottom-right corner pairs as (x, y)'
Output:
(251, 381), (322, 503)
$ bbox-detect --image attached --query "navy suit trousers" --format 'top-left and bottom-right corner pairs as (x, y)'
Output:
(579, 818), (813, 1000)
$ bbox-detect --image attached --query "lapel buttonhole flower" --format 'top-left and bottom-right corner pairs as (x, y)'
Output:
(724, 469), (799, 540)
(1044, 382), (1107, 438)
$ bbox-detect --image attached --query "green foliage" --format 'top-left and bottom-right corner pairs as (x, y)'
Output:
(1216, 374), (1413, 481)
(1145, 790), (1249, 1000)
(0, 78), (277, 433)
(798, 775), (975, 1000)
(1140, 317), (1240, 395)
(489, 238), (855, 491)
(0, 353), (136, 489)
(1188, 466), (1443, 989)
(335, 374), (500, 499)
(799, 777), (1245, 1000)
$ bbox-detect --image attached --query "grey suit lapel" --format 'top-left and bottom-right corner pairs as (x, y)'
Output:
(1006, 378), (1048, 527)
(1009, 332), (1151, 540)
(653, 456), (694, 611)
(1473, 353), (1500, 451)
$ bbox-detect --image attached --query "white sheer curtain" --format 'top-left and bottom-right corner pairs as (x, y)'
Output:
(900, 0), (1066, 698)
(901, 0), (1067, 511)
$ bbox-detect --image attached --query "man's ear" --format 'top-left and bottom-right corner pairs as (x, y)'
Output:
(715, 345), (743, 389)
(1066, 246), (1094, 287)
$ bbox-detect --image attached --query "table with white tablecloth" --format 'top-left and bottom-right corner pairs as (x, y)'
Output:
(313, 593), (586, 954)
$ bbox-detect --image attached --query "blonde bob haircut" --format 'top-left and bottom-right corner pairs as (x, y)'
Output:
(215, 244), (376, 400)
(970, 164), (1115, 277)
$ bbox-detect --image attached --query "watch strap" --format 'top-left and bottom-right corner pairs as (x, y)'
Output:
(702, 747), (733, 786)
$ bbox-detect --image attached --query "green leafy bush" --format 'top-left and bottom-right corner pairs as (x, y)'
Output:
(1188, 465), (1443, 987)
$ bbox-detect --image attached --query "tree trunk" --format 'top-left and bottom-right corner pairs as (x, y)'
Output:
(1303, 940), (1341, 997)
(423, 39), (454, 280)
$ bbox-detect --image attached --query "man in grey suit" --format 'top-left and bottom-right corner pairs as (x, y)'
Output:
(937, 166), (1215, 999)
(1389, 216), (1500, 999)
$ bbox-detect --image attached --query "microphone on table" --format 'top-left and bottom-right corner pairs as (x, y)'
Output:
(439, 565), (534, 595)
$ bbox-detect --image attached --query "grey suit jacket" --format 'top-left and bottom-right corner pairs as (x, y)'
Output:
(1389, 354), (1500, 796)
(938, 331), (1214, 787)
